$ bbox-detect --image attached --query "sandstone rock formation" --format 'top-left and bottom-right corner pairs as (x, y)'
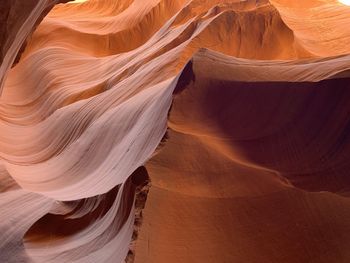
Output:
(0, 0), (72, 93)
(1, 0), (350, 262)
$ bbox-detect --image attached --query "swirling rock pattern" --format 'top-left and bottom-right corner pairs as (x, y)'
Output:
(1, 0), (350, 262)
(0, 0), (73, 93)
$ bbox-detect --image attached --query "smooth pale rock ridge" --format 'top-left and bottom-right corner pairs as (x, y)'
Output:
(1, 0), (350, 262)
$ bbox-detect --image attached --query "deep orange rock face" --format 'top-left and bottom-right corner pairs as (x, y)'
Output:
(1, 0), (350, 262)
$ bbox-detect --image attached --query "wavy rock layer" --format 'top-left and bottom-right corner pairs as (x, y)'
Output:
(0, 0), (73, 93)
(135, 50), (350, 263)
(1, 0), (350, 262)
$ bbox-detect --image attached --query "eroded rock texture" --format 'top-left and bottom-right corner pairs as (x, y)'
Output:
(0, 0), (72, 92)
(1, 0), (350, 262)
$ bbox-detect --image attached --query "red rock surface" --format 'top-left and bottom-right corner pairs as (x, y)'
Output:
(1, 0), (350, 262)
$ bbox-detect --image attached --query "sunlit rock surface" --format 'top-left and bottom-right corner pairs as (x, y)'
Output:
(1, 0), (350, 262)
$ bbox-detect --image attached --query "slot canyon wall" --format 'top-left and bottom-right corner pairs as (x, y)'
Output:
(1, 0), (350, 262)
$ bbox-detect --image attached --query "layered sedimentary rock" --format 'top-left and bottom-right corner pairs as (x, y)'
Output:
(1, 0), (350, 262)
(135, 50), (350, 263)
(0, 0), (72, 93)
